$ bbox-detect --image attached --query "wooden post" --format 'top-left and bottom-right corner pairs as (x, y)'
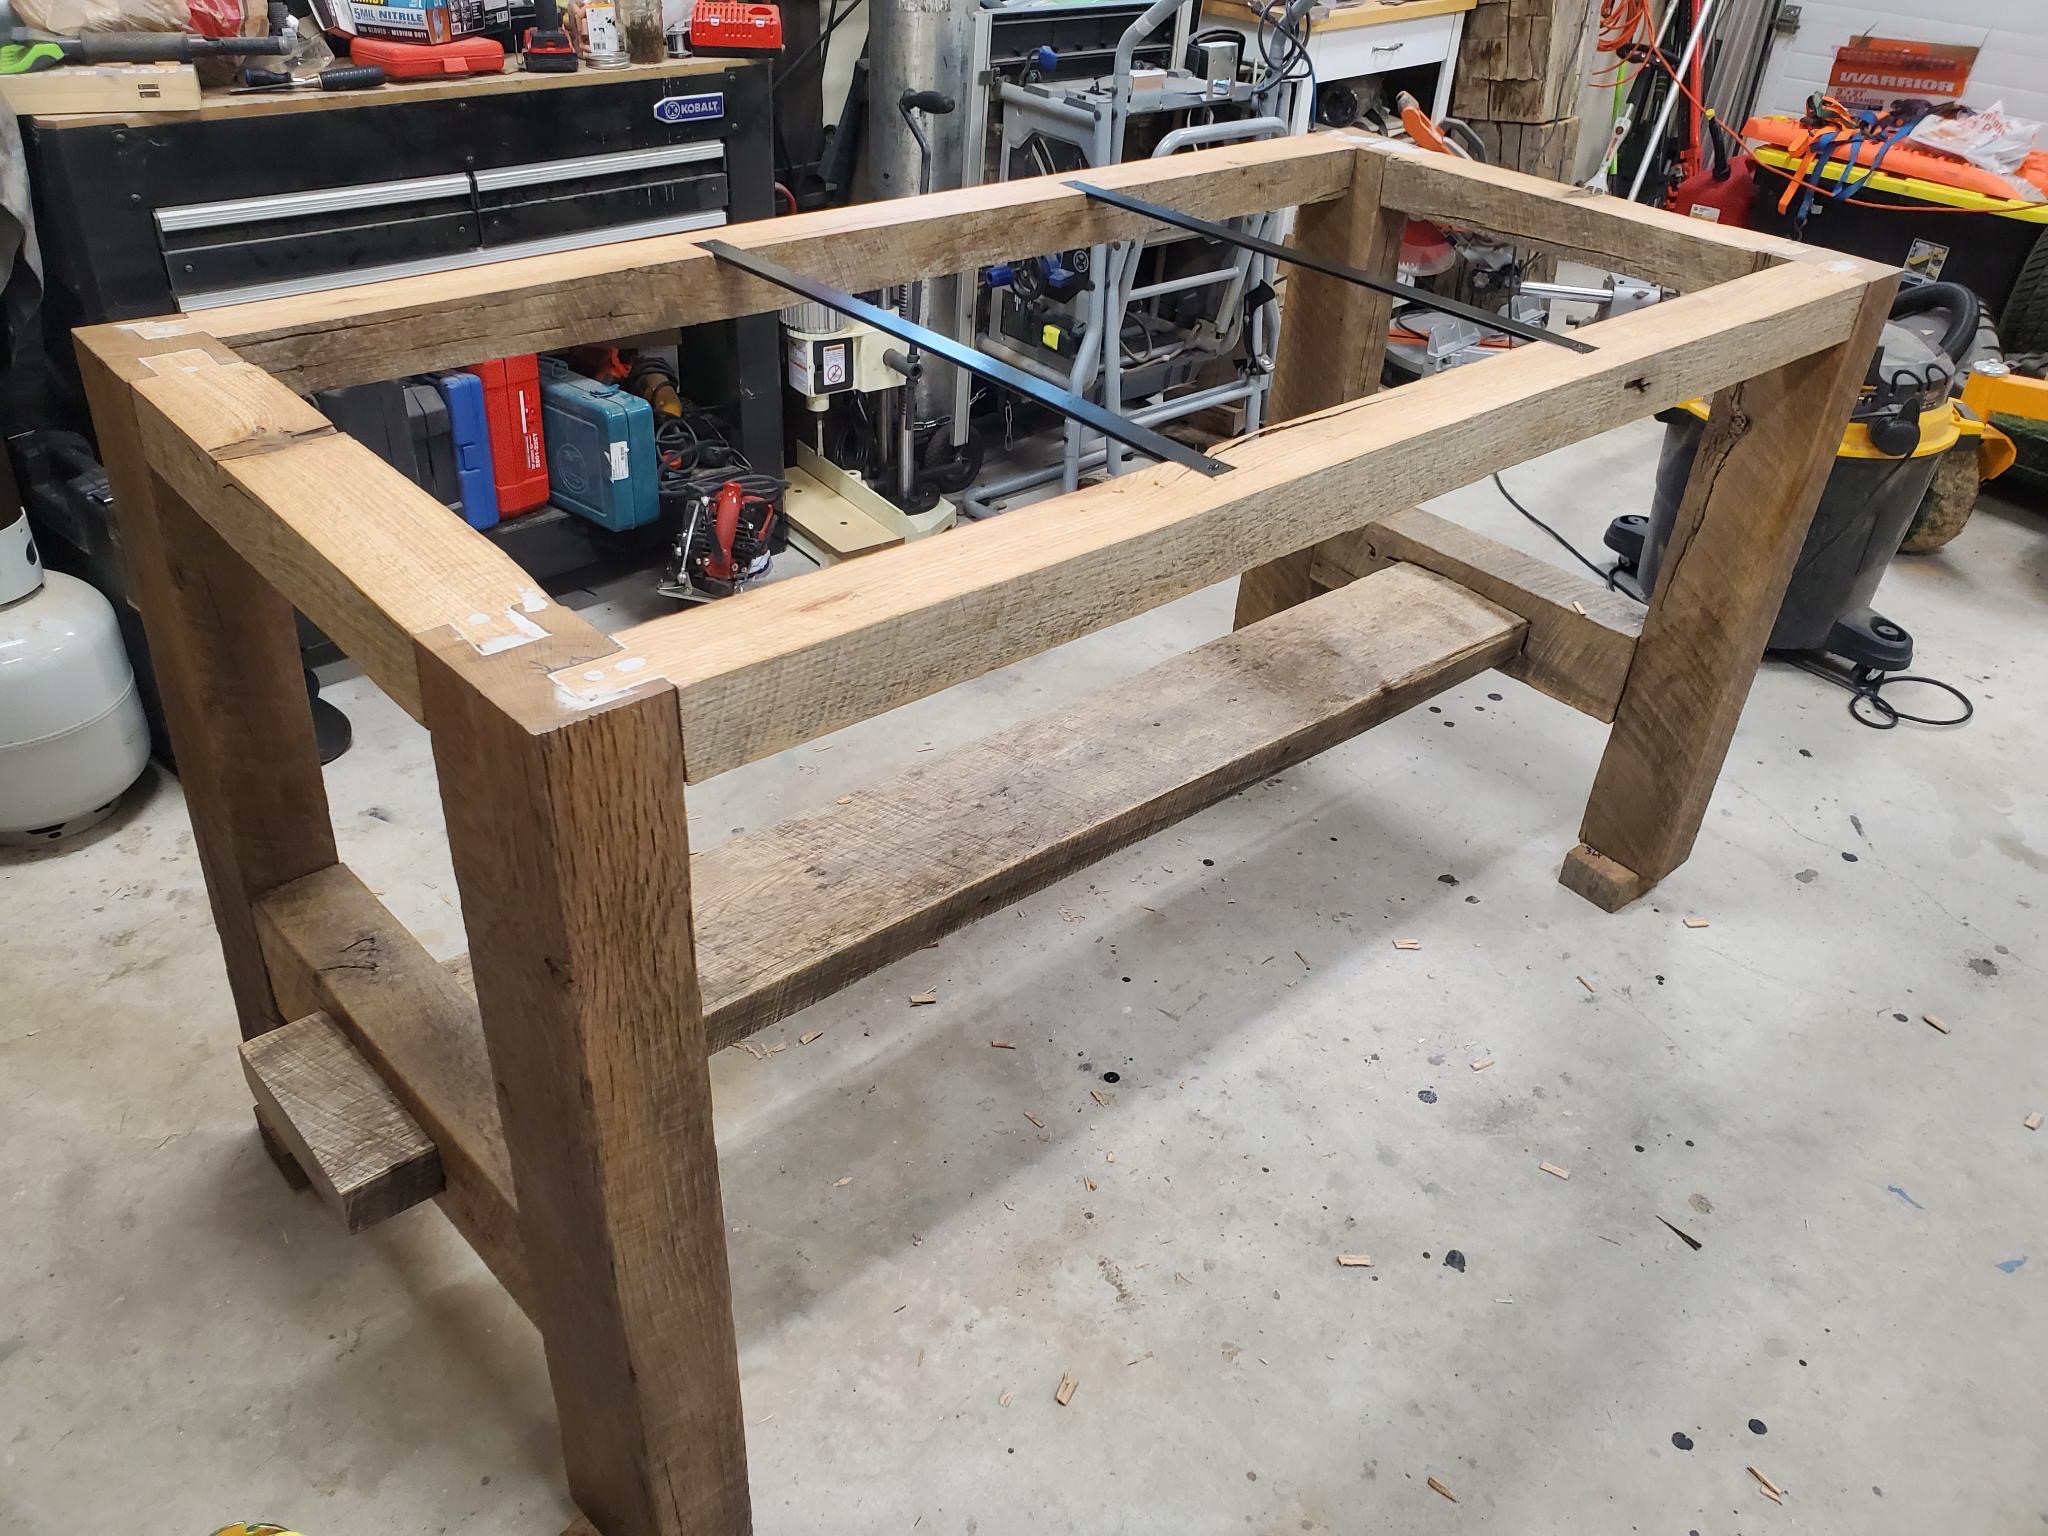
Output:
(1235, 142), (1408, 629)
(417, 637), (750, 1536)
(1561, 277), (1897, 910)
(79, 333), (339, 1178)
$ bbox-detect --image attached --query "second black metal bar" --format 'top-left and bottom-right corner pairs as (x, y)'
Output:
(700, 240), (1234, 477)
(1066, 179), (1597, 355)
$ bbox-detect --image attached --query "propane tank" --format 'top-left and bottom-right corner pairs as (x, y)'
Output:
(0, 502), (151, 844)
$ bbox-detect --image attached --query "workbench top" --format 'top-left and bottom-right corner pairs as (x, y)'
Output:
(32, 54), (739, 129)
(1201, 0), (1476, 30)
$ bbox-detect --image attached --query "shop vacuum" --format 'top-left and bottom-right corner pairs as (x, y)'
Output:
(1602, 282), (1981, 720)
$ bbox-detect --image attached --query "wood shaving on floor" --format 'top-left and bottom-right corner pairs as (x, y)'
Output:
(1105, 1151), (1116, 1162)
(1748, 1466), (1783, 1503)
(1427, 1475), (1457, 1502)
(909, 991), (938, 1006)
(998, 1390), (1012, 1407)
(1577, 975), (1597, 993)
(1023, 1111), (1044, 1129)
(1539, 1161), (1570, 1180)
(1336, 1252), (1373, 1268)
(1923, 1012), (1949, 1034)
(1470, 1057), (1494, 1071)
(832, 1176), (851, 1187)
(1392, 938), (1422, 951)
(2026, 1112), (2043, 1132)
(1055, 1372), (1078, 1406)
(1091, 1089), (1115, 1108)
(990, 1039), (1016, 1049)
(799, 1030), (824, 1045)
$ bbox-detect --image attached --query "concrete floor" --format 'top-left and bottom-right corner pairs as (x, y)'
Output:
(5, 423), (2045, 1534)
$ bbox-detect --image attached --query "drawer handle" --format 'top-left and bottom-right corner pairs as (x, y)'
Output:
(1371, 40), (1405, 53)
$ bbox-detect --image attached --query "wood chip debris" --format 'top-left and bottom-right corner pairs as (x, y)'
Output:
(799, 1030), (824, 1045)
(1427, 1475), (1457, 1503)
(1055, 1372), (1078, 1406)
(1084, 1177), (1097, 1191)
(1682, 915), (1709, 929)
(1023, 1111), (1045, 1129)
(998, 1390), (1013, 1407)
(1539, 1162), (1570, 1180)
(2026, 1112), (2043, 1132)
(1336, 1252), (1374, 1268)
(1091, 1089), (1115, 1108)
(1105, 1150), (1117, 1163)
(835, 795), (852, 805)
(1577, 974), (1597, 993)
(1470, 1057), (1495, 1072)
(738, 1041), (768, 1060)
(1923, 1012), (1950, 1034)
(1391, 937), (1422, 951)
(833, 1177), (851, 1187)
(1748, 1466), (1783, 1503)
(909, 991), (938, 1006)
(990, 1039), (1016, 1049)
(1570, 599), (1588, 616)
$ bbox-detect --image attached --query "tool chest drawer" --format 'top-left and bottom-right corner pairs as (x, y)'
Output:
(23, 60), (772, 327)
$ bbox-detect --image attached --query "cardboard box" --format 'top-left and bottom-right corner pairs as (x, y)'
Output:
(0, 62), (201, 116)
(311, 0), (508, 45)
(1827, 36), (1977, 112)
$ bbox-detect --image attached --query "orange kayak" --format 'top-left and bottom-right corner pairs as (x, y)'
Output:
(1744, 115), (2048, 202)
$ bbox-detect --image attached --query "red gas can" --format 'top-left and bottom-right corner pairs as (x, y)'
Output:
(1671, 137), (1758, 228)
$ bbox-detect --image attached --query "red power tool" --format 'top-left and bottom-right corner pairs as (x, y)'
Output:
(688, 479), (778, 596)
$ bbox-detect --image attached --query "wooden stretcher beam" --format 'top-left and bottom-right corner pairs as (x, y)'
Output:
(95, 337), (619, 722)
(236, 565), (1522, 1241)
(566, 259), (1872, 782)
(1309, 506), (1643, 721)
(1365, 139), (1818, 292)
(183, 134), (1363, 394)
(254, 865), (531, 1316)
(240, 1010), (443, 1233)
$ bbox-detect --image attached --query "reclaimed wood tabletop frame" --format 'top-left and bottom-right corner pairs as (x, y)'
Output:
(76, 131), (1896, 1536)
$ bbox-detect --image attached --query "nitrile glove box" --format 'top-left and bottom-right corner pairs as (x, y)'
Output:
(537, 355), (660, 532)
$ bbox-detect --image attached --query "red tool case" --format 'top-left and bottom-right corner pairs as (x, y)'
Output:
(347, 34), (506, 77)
(466, 354), (550, 517)
(688, 2), (782, 56)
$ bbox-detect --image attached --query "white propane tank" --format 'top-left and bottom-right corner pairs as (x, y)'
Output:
(0, 503), (151, 844)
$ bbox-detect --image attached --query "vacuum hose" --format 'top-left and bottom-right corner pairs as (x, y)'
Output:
(1890, 282), (1981, 367)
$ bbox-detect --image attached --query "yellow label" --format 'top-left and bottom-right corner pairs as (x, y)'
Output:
(1041, 324), (1062, 350)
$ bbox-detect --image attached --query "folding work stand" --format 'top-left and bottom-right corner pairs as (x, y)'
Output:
(78, 132), (1896, 1536)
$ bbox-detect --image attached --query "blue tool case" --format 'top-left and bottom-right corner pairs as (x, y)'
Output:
(432, 371), (501, 530)
(536, 356), (659, 531)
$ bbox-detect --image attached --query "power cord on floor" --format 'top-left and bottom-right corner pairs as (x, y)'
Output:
(1491, 472), (1625, 589)
(1780, 656), (1975, 729)
(1489, 472), (1975, 731)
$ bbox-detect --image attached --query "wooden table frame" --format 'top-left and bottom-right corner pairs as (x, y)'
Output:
(77, 132), (1895, 1536)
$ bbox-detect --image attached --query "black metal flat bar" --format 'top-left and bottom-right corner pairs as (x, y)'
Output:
(700, 240), (1234, 477)
(1067, 179), (1597, 355)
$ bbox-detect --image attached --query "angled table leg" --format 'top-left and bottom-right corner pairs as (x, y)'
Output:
(418, 635), (750, 1536)
(78, 333), (339, 1179)
(1234, 142), (1407, 629)
(1562, 276), (1897, 910)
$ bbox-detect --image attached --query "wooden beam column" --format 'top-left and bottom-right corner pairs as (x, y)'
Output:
(417, 635), (748, 1536)
(78, 331), (338, 1179)
(1560, 274), (1897, 910)
(1234, 140), (1408, 629)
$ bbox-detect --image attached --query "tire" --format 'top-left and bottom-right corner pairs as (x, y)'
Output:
(1899, 440), (1982, 554)
(1999, 228), (2048, 356)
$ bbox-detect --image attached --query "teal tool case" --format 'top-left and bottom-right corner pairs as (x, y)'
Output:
(537, 355), (660, 531)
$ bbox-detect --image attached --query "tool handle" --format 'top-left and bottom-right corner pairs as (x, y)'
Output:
(239, 65), (292, 87)
(73, 32), (288, 61)
(899, 89), (955, 116)
(317, 62), (385, 89)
